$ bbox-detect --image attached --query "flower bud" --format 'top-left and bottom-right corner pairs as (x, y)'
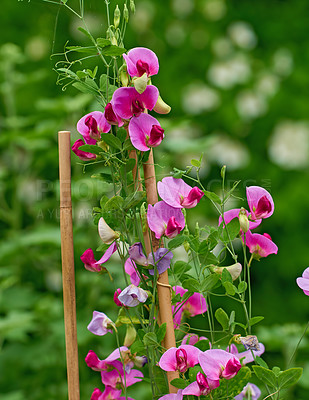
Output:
(123, 4), (129, 23)
(119, 64), (129, 87)
(130, 0), (136, 13)
(114, 288), (123, 307)
(153, 95), (171, 114)
(114, 5), (121, 29)
(133, 72), (148, 94)
(124, 325), (137, 347)
(239, 208), (250, 233)
(213, 263), (242, 281)
(98, 217), (120, 244)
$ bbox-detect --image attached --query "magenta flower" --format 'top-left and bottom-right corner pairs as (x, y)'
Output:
(173, 286), (207, 327)
(157, 177), (204, 209)
(234, 383), (261, 400)
(218, 208), (261, 231)
(113, 288), (123, 307)
(91, 386), (135, 400)
(104, 102), (124, 127)
(158, 390), (183, 400)
(118, 284), (148, 307)
(148, 248), (173, 275)
(128, 113), (164, 151)
(80, 248), (101, 272)
(181, 334), (210, 346)
(158, 345), (201, 373)
(101, 367), (143, 389)
(182, 372), (219, 397)
(72, 139), (97, 161)
(246, 186), (274, 220)
(227, 343), (265, 364)
(198, 349), (242, 381)
(124, 258), (141, 286)
(123, 47), (159, 78)
(85, 347), (128, 372)
(147, 202), (185, 239)
(95, 242), (118, 265)
(77, 111), (111, 144)
(87, 311), (114, 336)
(244, 230), (278, 258)
(296, 267), (309, 295)
(112, 86), (159, 120)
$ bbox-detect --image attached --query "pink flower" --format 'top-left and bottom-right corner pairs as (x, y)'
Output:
(128, 113), (164, 151)
(124, 258), (141, 286)
(112, 86), (159, 120)
(158, 345), (201, 373)
(104, 102), (124, 127)
(80, 248), (101, 272)
(218, 208), (261, 231)
(182, 372), (219, 396)
(296, 267), (309, 295)
(181, 334), (210, 347)
(246, 186), (274, 220)
(198, 349), (242, 381)
(77, 111), (111, 144)
(227, 343), (265, 364)
(71, 139), (97, 161)
(157, 177), (204, 209)
(113, 288), (123, 307)
(173, 286), (207, 327)
(118, 284), (148, 307)
(95, 242), (118, 264)
(234, 383), (261, 400)
(123, 47), (159, 78)
(85, 347), (128, 372)
(91, 386), (135, 400)
(147, 202), (185, 239)
(244, 230), (278, 258)
(158, 390), (183, 400)
(87, 311), (114, 336)
(101, 367), (143, 389)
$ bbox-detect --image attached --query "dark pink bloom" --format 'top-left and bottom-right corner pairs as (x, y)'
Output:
(182, 372), (219, 396)
(147, 202), (185, 239)
(158, 390), (183, 400)
(124, 258), (141, 286)
(173, 286), (207, 327)
(101, 367), (143, 389)
(72, 139), (97, 161)
(91, 386), (135, 400)
(158, 177), (204, 209)
(227, 343), (265, 364)
(85, 347), (128, 372)
(91, 388), (103, 400)
(128, 113), (164, 151)
(246, 186), (274, 220)
(123, 47), (159, 78)
(104, 102), (124, 127)
(114, 288), (123, 307)
(198, 349), (241, 381)
(77, 111), (111, 144)
(296, 267), (309, 295)
(80, 248), (101, 272)
(158, 345), (201, 373)
(87, 311), (113, 336)
(218, 208), (261, 231)
(112, 86), (159, 120)
(244, 230), (278, 258)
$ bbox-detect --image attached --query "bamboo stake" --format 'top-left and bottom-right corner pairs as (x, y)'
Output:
(58, 131), (80, 400)
(143, 149), (179, 394)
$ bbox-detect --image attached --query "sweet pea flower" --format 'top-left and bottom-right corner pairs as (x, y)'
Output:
(147, 202), (185, 239)
(80, 248), (102, 272)
(158, 390), (183, 400)
(77, 111), (111, 144)
(199, 349), (242, 381)
(95, 242), (118, 264)
(113, 288), (123, 307)
(181, 333), (210, 347)
(157, 177), (204, 209)
(227, 343), (265, 364)
(123, 47), (159, 78)
(218, 208), (261, 232)
(128, 113), (164, 151)
(91, 386), (135, 400)
(213, 263), (242, 281)
(173, 286), (207, 327)
(246, 186), (274, 220)
(118, 284), (148, 307)
(101, 367), (143, 389)
(244, 230), (278, 258)
(71, 139), (97, 161)
(112, 86), (159, 120)
(87, 311), (114, 336)
(148, 248), (173, 275)
(104, 102), (124, 127)
(182, 372), (219, 397)
(98, 217), (120, 244)
(296, 267), (309, 295)
(124, 258), (141, 286)
(85, 347), (128, 372)
(158, 345), (201, 373)
(234, 383), (261, 400)
(128, 243), (148, 266)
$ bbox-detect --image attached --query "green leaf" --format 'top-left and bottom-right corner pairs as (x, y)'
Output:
(91, 172), (114, 183)
(78, 144), (102, 155)
(168, 235), (187, 250)
(212, 367), (251, 398)
(219, 217), (240, 242)
(143, 332), (158, 348)
(99, 74), (108, 92)
(223, 281), (237, 296)
(249, 316), (264, 327)
(123, 138), (135, 151)
(278, 367), (303, 389)
(194, 340), (211, 351)
(101, 133), (122, 149)
(215, 308), (229, 330)
(189, 365), (204, 382)
(203, 190), (221, 204)
(77, 27), (93, 40)
(255, 356), (269, 368)
(238, 281), (247, 293)
(66, 45), (97, 54)
(121, 158), (136, 174)
(207, 229), (219, 250)
(199, 249), (218, 266)
(123, 191), (145, 209)
(72, 79), (99, 95)
(200, 274), (220, 292)
(96, 38), (112, 47)
(173, 261), (191, 278)
(222, 268), (233, 283)
(130, 339), (145, 354)
(252, 366), (277, 388)
(116, 127), (127, 143)
(170, 378), (189, 389)
(104, 196), (124, 211)
(156, 323), (166, 343)
(101, 45), (127, 57)
(182, 278), (200, 292)
(172, 168), (186, 179)
(191, 158), (201, 168)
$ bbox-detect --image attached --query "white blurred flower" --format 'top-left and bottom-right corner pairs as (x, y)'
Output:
(228, 21), (257, 50)
(272, 48), (294, 77)
(182, 82), (220, 114)
(165, 22), (186, 47)
(255, 73), (280, 98)
(212, 37), (234, 58)
(208, 54), (251, 89)
(203, 0), (227, 21)
(172, 0), (194, 18)
(268, 120), (309, 169)
(207, 134), (250, 170)
(236, 90), (267, 120)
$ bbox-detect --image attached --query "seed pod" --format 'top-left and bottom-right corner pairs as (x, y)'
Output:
(114, 5), (121, 29)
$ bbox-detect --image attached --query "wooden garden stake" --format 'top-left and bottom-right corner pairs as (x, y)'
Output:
(143, 149), (179, 394)
(58, 131), (80, 400)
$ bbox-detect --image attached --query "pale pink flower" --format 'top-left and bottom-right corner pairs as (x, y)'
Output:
(147, 202), (185, 239)
(118, 284), (148, 307)
(182, 372), (219, 397)
(244, 230), (278, 258)
(87, 311), (114, 336)
(123, 47), (159, 78)
(246, 186), (274, 220)
(234, 383), (261, 400)
(158, 390), (183, 400)
(173, 286), (207, 327)
(158, 177), (204, 209)
(227, 343), (265, 364)
(296, 267), (309, 296)
(158, 345), (201, 373)
(128, 113), (164, 151)
(218, 208), (261, 231)
(198, 349), (242, 381)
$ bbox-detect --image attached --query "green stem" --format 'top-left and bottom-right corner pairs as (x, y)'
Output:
(287, 320), (309, 367)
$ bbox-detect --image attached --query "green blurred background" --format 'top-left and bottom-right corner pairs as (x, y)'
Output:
(1, 0), (309, 399)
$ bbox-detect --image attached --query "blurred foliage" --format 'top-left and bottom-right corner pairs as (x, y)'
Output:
(0, 0), (309, 399)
